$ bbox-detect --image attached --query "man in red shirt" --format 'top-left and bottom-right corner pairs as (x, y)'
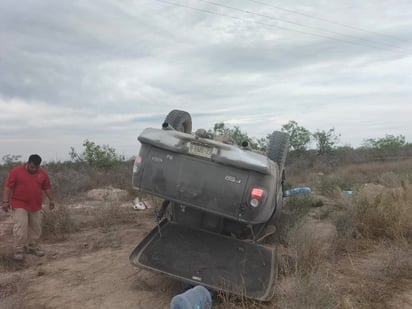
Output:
(2, 154), (55, 261)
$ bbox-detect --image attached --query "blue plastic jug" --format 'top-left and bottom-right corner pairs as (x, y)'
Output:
(284, 186), (312, 197)
(170, 285), (212, 309)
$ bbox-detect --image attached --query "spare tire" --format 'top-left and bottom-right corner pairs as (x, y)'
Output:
(267, 131), (289, 170)
(163, 110), (192, 134)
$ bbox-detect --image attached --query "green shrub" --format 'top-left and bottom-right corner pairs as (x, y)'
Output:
(69, 140), (125, 170)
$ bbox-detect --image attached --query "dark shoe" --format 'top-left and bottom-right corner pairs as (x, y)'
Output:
(26, 246), (45, 257)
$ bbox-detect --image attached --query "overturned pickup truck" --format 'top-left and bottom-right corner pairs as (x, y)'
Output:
(130, 110), (289, 301)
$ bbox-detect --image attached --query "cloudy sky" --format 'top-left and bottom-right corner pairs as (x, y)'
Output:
(1, 0), (411, 162)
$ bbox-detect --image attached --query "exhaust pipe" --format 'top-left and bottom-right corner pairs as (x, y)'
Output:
(241, 141), (250, 150)
(162, 122), (175, 130)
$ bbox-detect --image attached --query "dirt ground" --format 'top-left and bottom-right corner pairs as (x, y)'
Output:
(0, 197), (182, 309)
(1, 187), (412, 309)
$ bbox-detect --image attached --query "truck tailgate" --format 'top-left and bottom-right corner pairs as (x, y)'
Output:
(129, 220), (277, 301)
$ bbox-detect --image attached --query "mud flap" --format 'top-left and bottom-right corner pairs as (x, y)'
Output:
(129, 220), (277, 301)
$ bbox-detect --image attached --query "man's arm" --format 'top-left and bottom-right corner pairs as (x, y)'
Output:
(2, 184), (11, 212)
(44, 188), (55, 210)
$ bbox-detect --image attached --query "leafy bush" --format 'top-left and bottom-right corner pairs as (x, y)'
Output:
(312, 128), (340, 155)
(363, 134), (406, 151)
(1, 154), (22, 167)
(211, 122), (268, 151)
(281, 120), (311, 152)
(69, 140), (125, 170)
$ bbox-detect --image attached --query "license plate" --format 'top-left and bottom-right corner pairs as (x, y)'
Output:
(189, 143), (213, 158)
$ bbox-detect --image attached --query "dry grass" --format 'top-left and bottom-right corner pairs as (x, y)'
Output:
(41, 187), (145, 238)
(318, 172), (363, 196)
(277, 201), (338, 275)
(41, 206), (79, 240)
(215, 289), (269, 309)
(343, 159), (412, 185)
(272, 194), (324, 246)
(0, 256), (27, 272)
(351, 183), (412, 241)
(93, 202), (139, 232)
(335, 243), (412, 308)
(46, 160), (134, 199)
(272, 194), (340, 308)
(2, 157), (412, 308)
(277, 271), (338, 309)
(273, 166), (412, 308)
(42, 202), (142, 237)
(0, 274), (28, 309)
(287, 157), (412, 197)
(290, 176), (412, 309)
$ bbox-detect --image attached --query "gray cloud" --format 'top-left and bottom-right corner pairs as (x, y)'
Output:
(0, 0), (411, 161)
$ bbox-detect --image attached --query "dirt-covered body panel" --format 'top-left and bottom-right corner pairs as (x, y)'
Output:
(133, 128), (282, 224)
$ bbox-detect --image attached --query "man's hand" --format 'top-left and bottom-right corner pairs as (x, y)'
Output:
(2, 201), (10, 212)
(49, 200), (55, 210)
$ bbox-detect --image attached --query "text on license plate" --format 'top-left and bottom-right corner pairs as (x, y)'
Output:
(189, 143), (213, 158)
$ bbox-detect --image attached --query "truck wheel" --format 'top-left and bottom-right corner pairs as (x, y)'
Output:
(164, 110), (192, 134)
(267, 131), (289, 170)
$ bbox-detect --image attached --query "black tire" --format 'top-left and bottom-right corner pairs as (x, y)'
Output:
(267, 131), (289, 170)
(164, 110), (192, 133)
